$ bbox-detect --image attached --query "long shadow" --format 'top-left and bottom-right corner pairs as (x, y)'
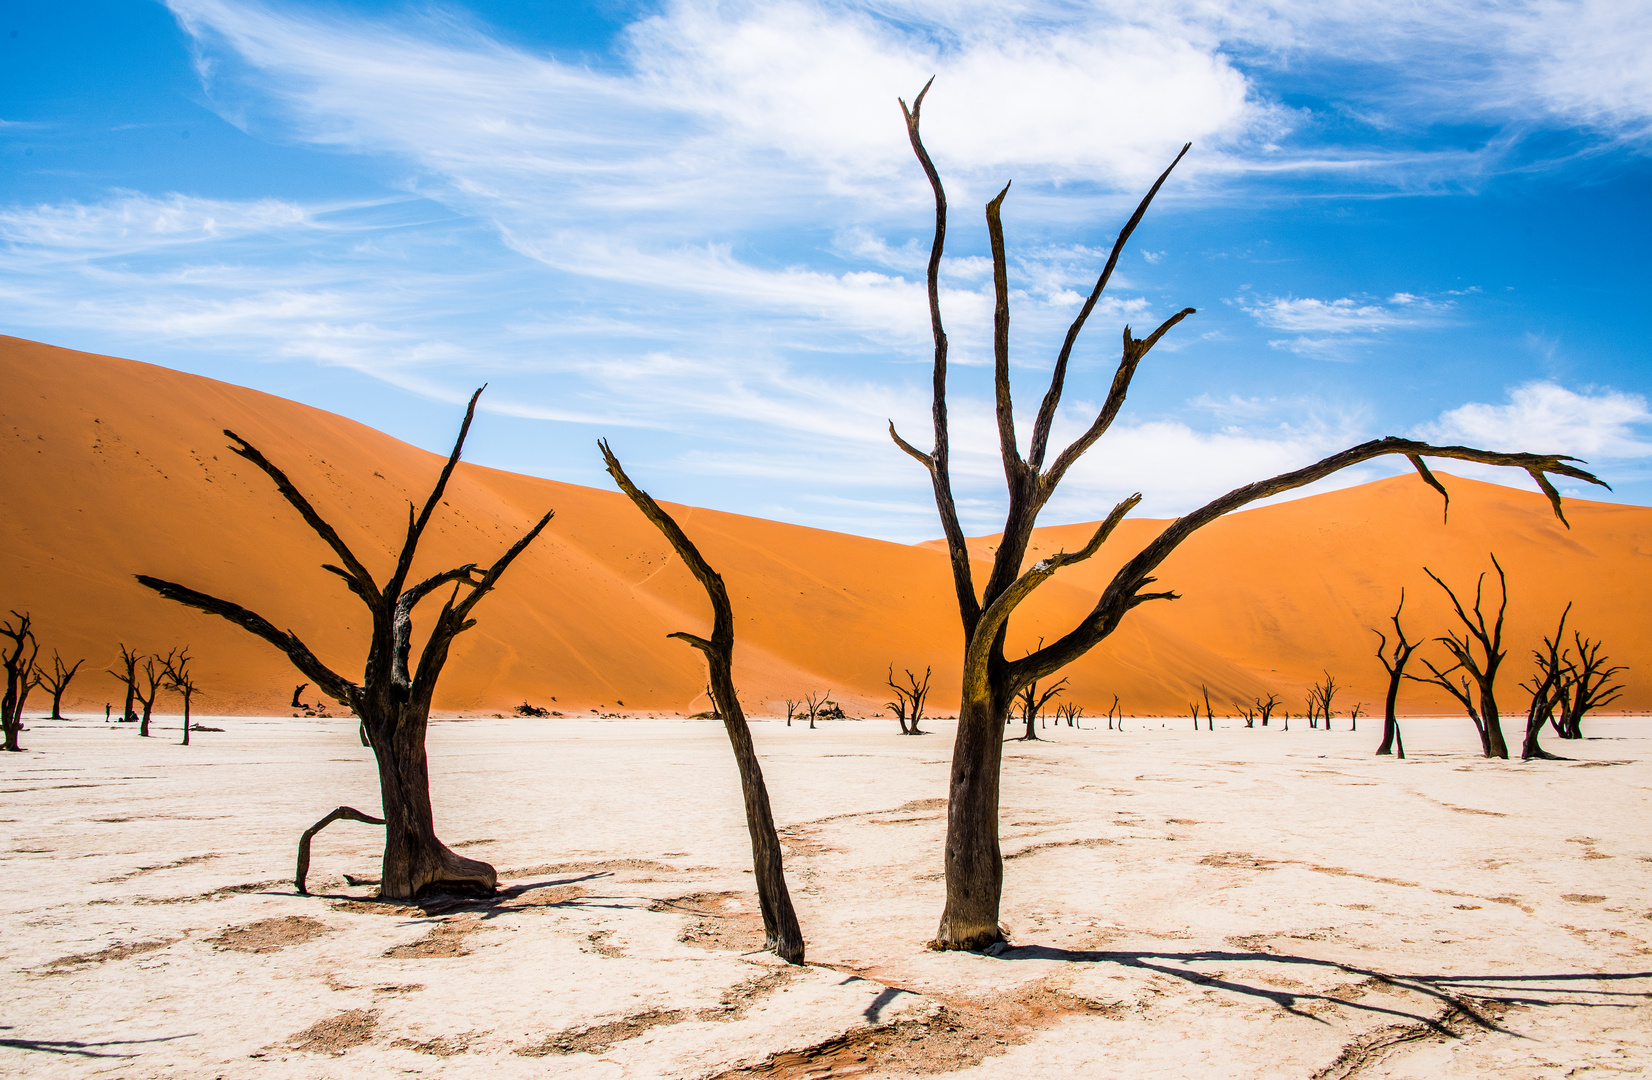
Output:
(0, 1028), (192, 1059)
(992, 945), (1650, 1031)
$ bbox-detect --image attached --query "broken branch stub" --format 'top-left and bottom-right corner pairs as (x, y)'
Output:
(296, 806), (387, 895)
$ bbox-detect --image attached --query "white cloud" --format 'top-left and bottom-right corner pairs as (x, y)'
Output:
(1416, 381), (1652, 460)
(1237, 291), (1454, 358)
(0, 191), (309, 255)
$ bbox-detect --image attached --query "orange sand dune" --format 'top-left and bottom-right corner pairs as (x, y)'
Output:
(2, 335), (1646, 719)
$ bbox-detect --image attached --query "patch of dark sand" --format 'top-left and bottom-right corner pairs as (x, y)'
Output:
(284, 1008), (379, 1055)
(515, 1008), (688, 1057)
(382, 913), (484, 958)
(39, 936), (179, 972)
(209, 915), (331, 954)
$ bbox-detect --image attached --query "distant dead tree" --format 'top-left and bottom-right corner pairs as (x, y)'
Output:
(37, 650), (85, 720)
(601, 440), (804, 965)
(1415, 555), (1511, 758)
(138, 390), (551, 899)
(1105, 694), (1121, 730)
(162, 648), (199, 746)
(1308, 672), (1339, 731)
(1202, 684), (1216, 730)
(887, 80), (1606, 950)
(804, 690), (827, 730)
(1253, 693), (1280, 727)
(1552, 632), (1626, 740)
(1055, 702), (1081, 728)
(1015, 673), (1066, 742)
(291, 683), (308, 709)
(2, 612), (41, 752)
(134, 650), (173, 738)
(1348, 702), (1363, 729)
(1189, 699), (1202, 730)
(886, 665), (932, 735)
(1372, 589), (1421, 757)
(784, 699), (799, 727)
(1240, 703), (1257, 728)
(110, 643), (141, 723)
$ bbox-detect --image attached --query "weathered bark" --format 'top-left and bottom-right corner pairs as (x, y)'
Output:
(887, 81), (1608, 949)
(2, 612), (40, 752)
(138, 388), (550, 900)
(1420, 557), (1511, 758)
(601, 440), (805, 965)
(296, 806), (386, 894)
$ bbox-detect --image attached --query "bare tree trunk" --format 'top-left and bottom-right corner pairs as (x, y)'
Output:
(370, 703), (495, 898)
(602, 441), (804, 965)
(935, 689), (1008, 950)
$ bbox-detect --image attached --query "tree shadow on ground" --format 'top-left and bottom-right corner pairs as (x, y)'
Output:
(0, 1027), (193, 1058)
(991, 944), (1650, 1030)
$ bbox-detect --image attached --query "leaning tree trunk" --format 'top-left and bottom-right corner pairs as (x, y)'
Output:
(368, 702), (495, 899)
(935, 689), (1009, 950)
(1377, 670), (1403, 755)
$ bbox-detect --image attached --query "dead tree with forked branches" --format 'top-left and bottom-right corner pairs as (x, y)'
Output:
(2, 612), (40, 752)
(1521, 605), (1573, 761)
(1015, 674), (1066, 742)
(134, 651), (172, 738)
(1253, 693), (1280, 727)
(1414, 555), (1511, 758)
(37, 651), (84, 720)
(888, 79), (1608, 950)
(138, 389), (551, 900)
(886, 665), (932, 735)
(109, 643), (141, 723)
(601, 439), (804, 965)
(1372, 589), (1420, 757)
(162, 648), (199, 746)
(1553, 633), (1625, 739)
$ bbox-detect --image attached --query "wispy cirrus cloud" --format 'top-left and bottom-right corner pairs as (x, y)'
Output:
(1237, 291), (1454, 359)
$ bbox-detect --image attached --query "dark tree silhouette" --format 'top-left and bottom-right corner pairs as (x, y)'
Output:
(804, 690), (827, 730)
(1372, 590), (1421, 757)
(1015, 673), (1066, 741)
(1554, 632), (1625, 739)
(1253, 693), (1280, 727)
(2, 612), (40, 752)
(600, 439), (804, 965)
(37, 650), (85, 720)
(162, 648), (199, 746)
(1309, 671), (1339, 731)
(1521, 605), (1573, 761)
(888, 80), (1608, 949)
(1415, 556), (1511, 758)
(109, 643), (141, 723)
(134, 651), (172, 738)
(886, 665), (932, 735)
(138, 390), (551, 899)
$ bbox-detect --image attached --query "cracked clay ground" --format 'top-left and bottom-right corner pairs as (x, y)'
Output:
(2, 713), (1648, 1078)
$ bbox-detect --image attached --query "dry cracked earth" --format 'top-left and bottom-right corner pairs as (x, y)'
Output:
(2, 713), (1649, 1078)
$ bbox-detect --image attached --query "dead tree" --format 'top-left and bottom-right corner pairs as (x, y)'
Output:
(1055, 702), (1081, 728)
(1106, 694), (1121, 730)
(600, 439), (804, 965)
(1419, 556), (1511, 758)
(1310, 672), (1339, 731)
(2, 612), (40, 752)
(1554, 633), (1625, 739)
(1372, 589), (1420, 756)
(138, 389), (551, 899)
(1348, 703), (1363, 730)
(1202, 684), (1215, 730)
(35, 650), (85, 720)
(1521, 605), (1572, 761)
(1254, 693), (1280, 727)
(888, 79), (1608, 950)
(134, 651), (172, 738)
(886, 665), (932, 735)
(1015, 674), (1066, 741)
(291, 683), (309, 709)
(784, 699), (799, 727)
(804, 690), (827, 730)
(163, 648), (199, 746)
(109, 643), (141, 723)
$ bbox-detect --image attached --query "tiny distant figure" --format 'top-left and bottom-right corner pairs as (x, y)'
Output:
(104, 703), (112, 722)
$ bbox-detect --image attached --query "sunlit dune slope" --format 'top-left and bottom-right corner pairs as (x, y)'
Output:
(3, 335), (1646, 718)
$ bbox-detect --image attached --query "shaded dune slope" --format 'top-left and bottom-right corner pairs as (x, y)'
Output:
(3, 336), (1646, 718)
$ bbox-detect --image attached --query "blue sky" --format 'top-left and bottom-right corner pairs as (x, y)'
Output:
(3, 1), (1649, 541)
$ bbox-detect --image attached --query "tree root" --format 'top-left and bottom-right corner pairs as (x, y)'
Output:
(296, 806), (385, 895)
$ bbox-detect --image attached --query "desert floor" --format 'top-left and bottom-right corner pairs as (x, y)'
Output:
(2, 712), (1648, 1079)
